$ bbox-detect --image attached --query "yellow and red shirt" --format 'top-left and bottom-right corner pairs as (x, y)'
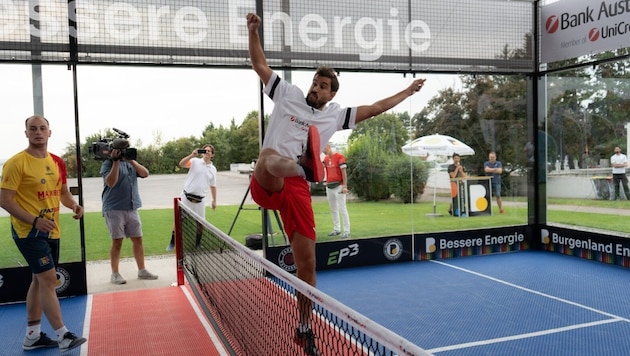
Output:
(1, 151), (67, 238)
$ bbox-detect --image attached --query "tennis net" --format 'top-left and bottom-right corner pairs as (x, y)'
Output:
(175, 200), (431, 356)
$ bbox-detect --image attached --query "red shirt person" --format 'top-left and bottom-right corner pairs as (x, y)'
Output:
(323, 144), (350, 238)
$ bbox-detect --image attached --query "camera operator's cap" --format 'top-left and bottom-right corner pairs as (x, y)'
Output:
(111, 138), (129, 149)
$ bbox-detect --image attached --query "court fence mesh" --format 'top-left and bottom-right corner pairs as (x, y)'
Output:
(175, 200), (431, 356)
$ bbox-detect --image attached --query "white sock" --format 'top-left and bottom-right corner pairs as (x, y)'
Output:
(25, 324), (41, 339)
(55, 326), (69, 340)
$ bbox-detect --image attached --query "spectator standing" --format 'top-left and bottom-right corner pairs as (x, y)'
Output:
(611, 146), (630, 200)
(166, 144), (217, 251)
(0, 115), (87, 352)
(484, 151), (504, 214)
(323, 143), (350, 238)
(100, 142), (158, 284)
(447, 153), (467, 215)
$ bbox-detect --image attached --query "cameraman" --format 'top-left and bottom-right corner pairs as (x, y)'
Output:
(100, 146), (158, 285)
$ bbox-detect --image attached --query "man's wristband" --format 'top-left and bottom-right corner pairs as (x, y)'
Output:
(32, 216), (39, 227)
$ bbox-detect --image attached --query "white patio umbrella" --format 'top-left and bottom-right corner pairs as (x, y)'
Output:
(402, 133), (475, 157)
(402, 134), (475, 216)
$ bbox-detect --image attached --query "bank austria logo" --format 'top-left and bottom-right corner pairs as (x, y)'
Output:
(541, 228), (550, 244)
(546, 15), (560, 34)
(425, 237), (436, 253)
(277, 247), (297, 273)
(589, 27), (600, 41)
(383, 238), (403, 261)
(55, 267), (71, 294)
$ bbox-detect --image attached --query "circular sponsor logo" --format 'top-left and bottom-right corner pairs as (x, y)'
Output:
(383, 238), (403, 261)
(55, 267), (71, 294)
(277, 247), (297, 272)
(545, 16), (559, 34)
(589, 28), (600, 42)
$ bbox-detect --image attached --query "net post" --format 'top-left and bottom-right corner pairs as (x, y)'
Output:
(174, 197), (184, 286)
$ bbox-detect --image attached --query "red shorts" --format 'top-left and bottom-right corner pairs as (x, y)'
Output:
(250, 175), (316, 241)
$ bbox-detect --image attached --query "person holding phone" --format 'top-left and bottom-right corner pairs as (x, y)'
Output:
(166, 144), (217, 250)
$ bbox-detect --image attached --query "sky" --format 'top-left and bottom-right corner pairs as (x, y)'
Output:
(0, 63), (460, 161)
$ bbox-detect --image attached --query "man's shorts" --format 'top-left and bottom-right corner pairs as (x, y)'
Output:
(492, 183), (502, 197)
(104, 210), (143, 239)
(250, 175), (316, 241)
(181, 192), (206, 218)
(13, 227), (60, 274)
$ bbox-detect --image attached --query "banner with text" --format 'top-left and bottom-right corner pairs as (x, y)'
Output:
(540, 225), (630, 267)
(541, 0), (630, 63)
(418, 226), (529, 260)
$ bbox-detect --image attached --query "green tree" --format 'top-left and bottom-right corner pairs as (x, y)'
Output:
(228, 112), (262, 167)
(160, 136), (201, 173)
(412, 87), (467, 140)
(386, 155), (428, 203)
(349, 112), (409, 154)
(345, 133), (391, 201)
(61, 143), (79, 178)
(201, 122), (232, 171)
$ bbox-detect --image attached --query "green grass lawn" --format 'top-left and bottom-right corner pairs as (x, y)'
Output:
(1, 198), (628, 268)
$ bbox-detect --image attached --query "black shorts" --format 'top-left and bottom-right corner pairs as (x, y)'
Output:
(13, 227), (59, 274)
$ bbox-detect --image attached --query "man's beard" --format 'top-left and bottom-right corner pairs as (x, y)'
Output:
(305, 93), (323, 110)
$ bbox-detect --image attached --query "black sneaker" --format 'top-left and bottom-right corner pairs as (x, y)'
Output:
(298, 125), (324, 183)
(294, 328), (320, 356)
(58, 331), (87, 352)
(23, 332), (58, 350)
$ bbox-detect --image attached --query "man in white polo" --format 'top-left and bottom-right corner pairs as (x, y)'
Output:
(610, 146), (630, 200)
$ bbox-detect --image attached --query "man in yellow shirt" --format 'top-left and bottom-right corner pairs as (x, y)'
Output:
(0, 115), (87, 352)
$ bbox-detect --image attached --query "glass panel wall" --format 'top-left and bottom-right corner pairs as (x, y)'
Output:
(545, 61), (630, 235)
(0, 64), (78, 267)
(0, 63), (531, 269)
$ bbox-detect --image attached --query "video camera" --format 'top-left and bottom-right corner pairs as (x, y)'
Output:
(89, 128), (137, 161)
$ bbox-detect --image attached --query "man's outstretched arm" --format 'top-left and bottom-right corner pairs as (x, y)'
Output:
(247, 13), (273, 86)
(355, 78), (426, 124)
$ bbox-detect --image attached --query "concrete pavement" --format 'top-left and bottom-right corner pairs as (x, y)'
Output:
(80, 171), (254, 294)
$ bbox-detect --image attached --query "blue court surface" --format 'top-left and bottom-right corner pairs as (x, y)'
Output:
(316, 250), (630, 355)
(0, 296), (87, 356)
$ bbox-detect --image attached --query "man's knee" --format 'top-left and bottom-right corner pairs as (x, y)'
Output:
(257, 148), (279, 164)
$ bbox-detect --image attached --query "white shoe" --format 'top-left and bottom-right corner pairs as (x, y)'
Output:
(138, 268), (158, 280)
(58, 332), (87, 352)
(110, 272), (126, 285)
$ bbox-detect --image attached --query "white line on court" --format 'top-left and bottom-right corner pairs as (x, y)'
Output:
(182, 285), (231, 356)
(80, 294), (93, 356)
(426, 259), (630, 353)
(426, 318), (625, 353)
